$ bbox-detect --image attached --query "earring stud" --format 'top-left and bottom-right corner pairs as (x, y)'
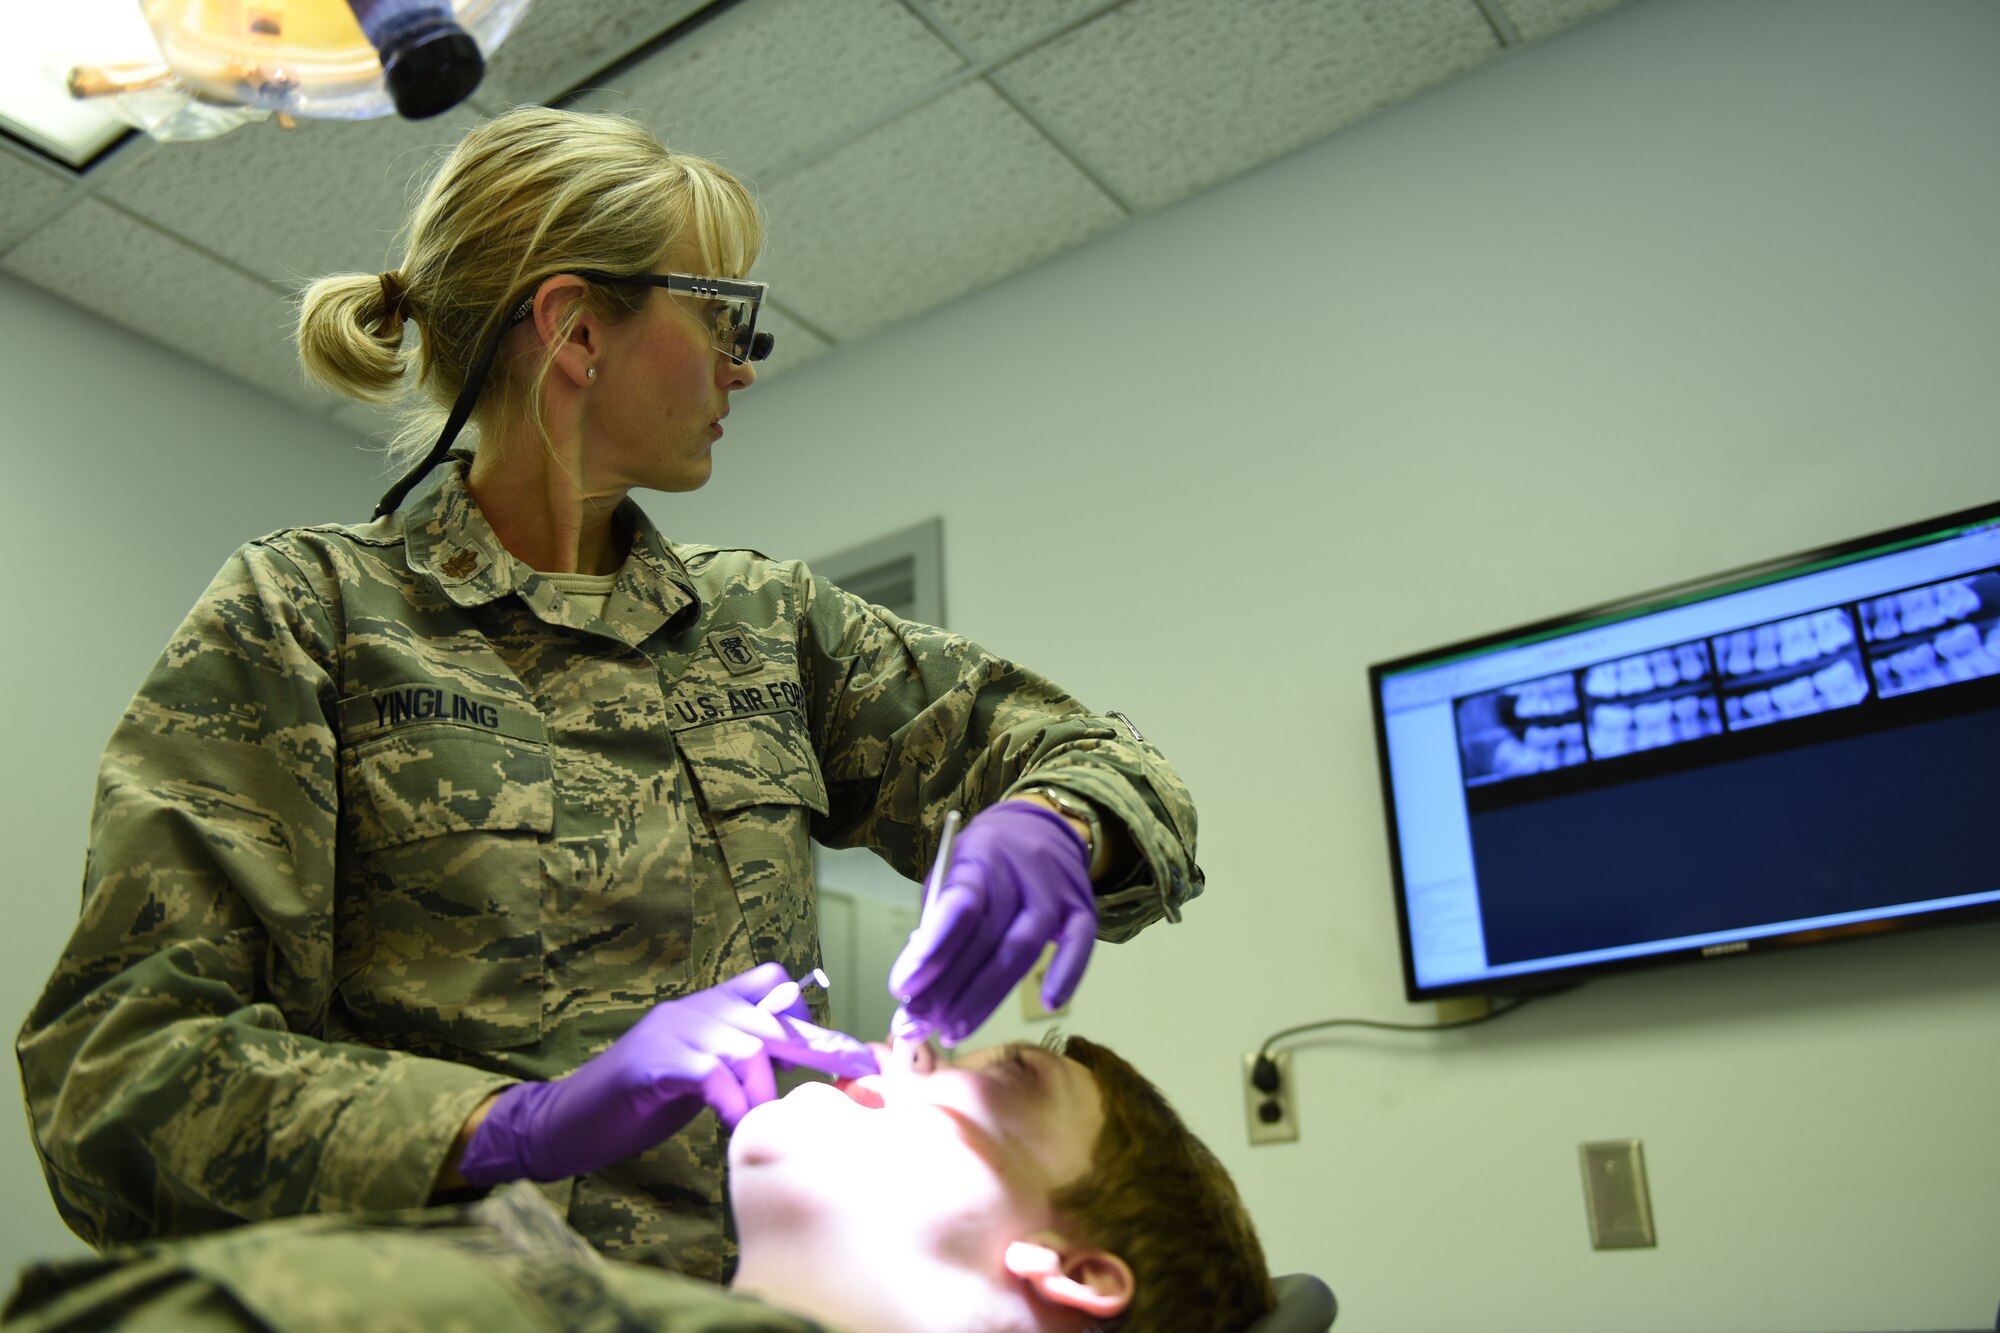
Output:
(586, 367), (596, 380)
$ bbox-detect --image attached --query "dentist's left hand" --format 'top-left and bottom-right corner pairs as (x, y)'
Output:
(455, 962), (879, 1187)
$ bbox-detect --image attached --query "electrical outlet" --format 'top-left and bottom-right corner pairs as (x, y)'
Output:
(1019, 942), (1070, 1023)
(1242, 1051), (1298, 1144)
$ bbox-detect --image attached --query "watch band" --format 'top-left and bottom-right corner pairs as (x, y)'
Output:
(1015, 785), (1106, 880)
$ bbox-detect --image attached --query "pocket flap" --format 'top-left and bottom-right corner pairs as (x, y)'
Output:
(343, 728), (555, 853)
(675, 713), (828, 815)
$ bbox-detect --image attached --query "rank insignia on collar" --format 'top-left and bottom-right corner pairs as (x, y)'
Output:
(707, 629), (763, 676)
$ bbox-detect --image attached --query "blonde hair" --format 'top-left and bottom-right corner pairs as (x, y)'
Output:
(296, 106), (763, 471)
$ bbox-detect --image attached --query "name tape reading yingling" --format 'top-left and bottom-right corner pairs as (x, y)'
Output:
(373, 687), (503, 730)
(367, 679), (809, 734)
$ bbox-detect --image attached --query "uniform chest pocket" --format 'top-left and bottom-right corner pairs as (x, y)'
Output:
(674, 708), (829, 983)
(337, 718), (555, 1053)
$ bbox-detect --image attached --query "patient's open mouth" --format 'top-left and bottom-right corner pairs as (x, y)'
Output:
(834, 1077), (887, 1109)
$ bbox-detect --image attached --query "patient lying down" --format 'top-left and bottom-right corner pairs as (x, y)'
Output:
(4, 1035), (1274, 1333)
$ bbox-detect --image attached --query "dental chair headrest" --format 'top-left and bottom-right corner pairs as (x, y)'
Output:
(1243, 1273), (1336, 1332)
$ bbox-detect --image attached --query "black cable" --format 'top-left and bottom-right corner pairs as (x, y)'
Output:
(1256, 984), (1578, 1062)
(372, 303), (518, 518)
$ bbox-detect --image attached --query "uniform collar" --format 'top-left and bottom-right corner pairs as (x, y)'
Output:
(399, 457), (701, 644)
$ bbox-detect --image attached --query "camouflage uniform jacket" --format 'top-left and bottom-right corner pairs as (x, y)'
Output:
(17, 460), (1201, 1277)
(3, 1185), (828, 1332)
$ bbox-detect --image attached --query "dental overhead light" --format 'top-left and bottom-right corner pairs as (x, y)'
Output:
(62, 0), (534, 144)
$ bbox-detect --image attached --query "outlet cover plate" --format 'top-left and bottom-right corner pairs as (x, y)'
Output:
(1243, 1051), (1298, 1144)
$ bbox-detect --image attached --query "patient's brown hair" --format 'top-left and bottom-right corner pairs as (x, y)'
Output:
(1054, 1036), (1275, 1332)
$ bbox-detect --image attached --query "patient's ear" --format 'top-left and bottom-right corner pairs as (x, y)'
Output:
(1003, 1237), (1135, 1319)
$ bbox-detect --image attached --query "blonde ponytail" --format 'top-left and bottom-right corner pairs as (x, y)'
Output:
(296, 270), (413, 403)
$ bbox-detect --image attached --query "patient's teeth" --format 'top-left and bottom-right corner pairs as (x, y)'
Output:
(1772, 676), (1819, 716)
(1936, 623), (1980, 661)
(1812, 658), (1866, 707)
(1727, 632), (1755, 676)
(1611, 658), (1644, 696)
(1903, 587), (1940, 631)
(1812, 611), (1853, 653)
(1648, 650), (1681, 689)
(1754, 626), (1781, 673)
(1633, 700), (1674, 749)
(1584, 664), (1618, 699)
(1590, 703), (1634, 756)
(1779, 621), (1812, 667)
(1870, 601), (1900, 641)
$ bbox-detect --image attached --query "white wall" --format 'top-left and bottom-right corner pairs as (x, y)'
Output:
(0, 273), (377, 1272)
(650, 2), (2000, 1329)
(3, 1), (1997, 1328)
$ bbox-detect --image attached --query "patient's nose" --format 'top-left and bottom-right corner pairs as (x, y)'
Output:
(880, 1036), (943, 1076)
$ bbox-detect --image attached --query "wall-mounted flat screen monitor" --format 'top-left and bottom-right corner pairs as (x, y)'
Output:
(1370, 502), (2000, 1001)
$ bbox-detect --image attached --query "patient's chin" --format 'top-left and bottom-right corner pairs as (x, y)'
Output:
(731, 1079), (856, 1167)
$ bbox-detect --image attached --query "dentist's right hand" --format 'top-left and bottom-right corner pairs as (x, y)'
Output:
(454, 962), (879, 1187)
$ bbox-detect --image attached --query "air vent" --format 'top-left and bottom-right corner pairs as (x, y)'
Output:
(812, 517), (943, 627)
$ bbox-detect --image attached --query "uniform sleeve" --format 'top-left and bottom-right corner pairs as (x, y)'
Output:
(794, 566), (1202, 941)
(3, 1209), (830, 1333)
(14, 542), (511, 1249)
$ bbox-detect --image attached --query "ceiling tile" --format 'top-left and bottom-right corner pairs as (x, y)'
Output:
(1000, 0), (1500, 213)
(3, 199), (331, 413)
(95, 108), (486, 285)
(752, 79), (1125, 340)
(923, 0), (1119, 59)
(0, 147), (73, 252)
(752, 304), (834, 379)
(1497, 0), (1628, 43)
(479, 0), (715, 105)
(572, 0), (964, 182)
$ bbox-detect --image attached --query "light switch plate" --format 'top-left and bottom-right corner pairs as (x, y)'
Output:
(1579, 1139), (1657, 1249)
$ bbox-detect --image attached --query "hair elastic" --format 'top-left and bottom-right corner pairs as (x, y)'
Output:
(377, 271), (407, 326)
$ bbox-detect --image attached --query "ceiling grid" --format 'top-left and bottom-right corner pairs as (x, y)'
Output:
(900, 0), (1140, 216)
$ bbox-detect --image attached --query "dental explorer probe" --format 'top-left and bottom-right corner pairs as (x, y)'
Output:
(891, 809), (962, 1071)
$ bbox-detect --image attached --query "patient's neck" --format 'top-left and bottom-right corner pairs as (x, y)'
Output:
(732, 1245), (1036, 1333)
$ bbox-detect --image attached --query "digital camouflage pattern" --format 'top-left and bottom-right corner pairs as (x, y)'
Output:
(3, 1184), (827, 1332)
(17, 458), (1201, 1276)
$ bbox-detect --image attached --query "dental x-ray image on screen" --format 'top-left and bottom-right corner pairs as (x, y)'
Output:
(1371, 501), (2000, 1001)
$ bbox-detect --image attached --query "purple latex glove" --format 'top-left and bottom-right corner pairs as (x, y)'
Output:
(458, 962), (879, 1186)
(887, 800), (1096, 1046)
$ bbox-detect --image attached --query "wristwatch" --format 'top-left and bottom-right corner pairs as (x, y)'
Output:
(1015, 785), (1107, 881)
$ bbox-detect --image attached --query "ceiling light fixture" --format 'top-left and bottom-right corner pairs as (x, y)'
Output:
(0, 0), (157, 167)
(2, 0), (535, 168)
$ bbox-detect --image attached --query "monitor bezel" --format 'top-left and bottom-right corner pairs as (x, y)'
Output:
(1368, 497), (2000, 1002)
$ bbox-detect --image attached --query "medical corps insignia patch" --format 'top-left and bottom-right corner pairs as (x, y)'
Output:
(707, 628), (764, 676)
